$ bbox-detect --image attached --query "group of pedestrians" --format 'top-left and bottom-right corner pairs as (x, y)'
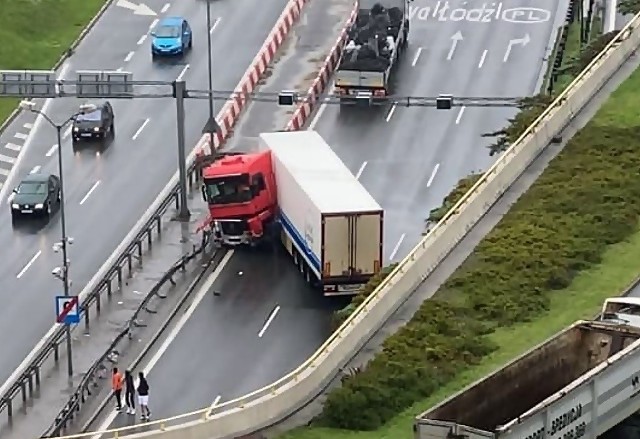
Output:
(111, 367), (151, 421)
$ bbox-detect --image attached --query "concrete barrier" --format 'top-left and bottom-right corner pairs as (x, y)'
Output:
(54, 8), (640, 439)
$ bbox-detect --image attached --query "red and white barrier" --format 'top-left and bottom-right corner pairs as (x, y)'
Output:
(285, 4), (358, 131)
(197, 0), (309, 155)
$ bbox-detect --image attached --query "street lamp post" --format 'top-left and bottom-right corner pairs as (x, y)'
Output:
(19, 100), (96, 378)
(206, 0), (216, 147)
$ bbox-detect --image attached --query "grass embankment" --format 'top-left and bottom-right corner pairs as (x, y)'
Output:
(0, 0), (106, 125)
(278, 25), (640, 439)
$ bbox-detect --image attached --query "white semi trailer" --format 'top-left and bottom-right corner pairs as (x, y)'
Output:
(259, 130), (384, 296)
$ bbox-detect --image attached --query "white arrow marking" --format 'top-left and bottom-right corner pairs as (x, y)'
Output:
(116, 0), (157, 16)
(447, 31), (463, 61)
(503, 33), (531, 62)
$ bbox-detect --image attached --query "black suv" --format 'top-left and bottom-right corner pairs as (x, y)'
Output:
(72, 101), (115, 148)
(11, 173), (61, 222)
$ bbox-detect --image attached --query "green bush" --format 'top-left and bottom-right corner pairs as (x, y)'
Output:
(332, 264), (398, 330)
(318, 67), (640, 432)
(428, 173), (483, 223)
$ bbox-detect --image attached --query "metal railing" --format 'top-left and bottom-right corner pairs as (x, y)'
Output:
(42, 232), (217, 437)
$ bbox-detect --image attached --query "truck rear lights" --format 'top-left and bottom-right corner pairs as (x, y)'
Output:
(374, 89), (386, 97)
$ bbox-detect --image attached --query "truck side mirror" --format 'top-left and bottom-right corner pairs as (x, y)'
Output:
(201, 185), (207, 202)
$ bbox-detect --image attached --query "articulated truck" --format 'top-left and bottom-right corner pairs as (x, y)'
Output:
(199, 130), (384, 295)
(335, 0), (411, 105)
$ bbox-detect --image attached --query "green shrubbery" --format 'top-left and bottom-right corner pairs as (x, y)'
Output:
(315, 38), (640, 431)
(428, 173), (483, 223)
(332, 264), (398, 330)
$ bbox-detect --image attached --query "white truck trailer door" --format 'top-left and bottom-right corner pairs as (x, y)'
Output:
(353, 212), (382, 275)
(322, 214), (350, 277)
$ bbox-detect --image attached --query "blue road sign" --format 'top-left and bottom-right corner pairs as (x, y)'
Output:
(56, 295), (80, 325)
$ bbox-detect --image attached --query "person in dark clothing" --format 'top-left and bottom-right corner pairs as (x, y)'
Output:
(137, 371), (151, 421)
(124, 370), (136, 415)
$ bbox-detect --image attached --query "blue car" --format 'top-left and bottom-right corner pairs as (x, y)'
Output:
(151, 17), (193, 58)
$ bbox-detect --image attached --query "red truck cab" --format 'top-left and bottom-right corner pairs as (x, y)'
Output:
(200, 151), (277, 246)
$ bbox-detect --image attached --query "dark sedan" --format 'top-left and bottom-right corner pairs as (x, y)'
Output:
(11, 173), (61, 222)
(72, 101), (115, 148)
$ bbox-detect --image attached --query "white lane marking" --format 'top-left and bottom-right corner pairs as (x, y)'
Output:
(132, 118), (150, 140)
(5, 143), (21, 152)
(478, 49), (488, 68)
(355, 161), (367, 180)
(46, 144), (58, 157)
(29, 166), (41, 174)
(23, 123), (33, 130)
(124, 51), (135, 63)
(62, 126), (72, 139)
(149, 18), (159, 31)
(209, 395), (222, 412)
(258, 305), (281, 338)
(17, 251), (42, 279)
(14, 132), (28, 140)
(385, 104), (397, 122)
(137, 34), (147, 45)
(210, 17), (221, 34)
(0, 154), (16, 165)
(161, 2), (170, 13)
(0, 62), (70, 209)
(176, 64), (190, 81)
(455, 106), (466, 124)
(389, 234), (405, 261)
(309, 84), (334, 130)
(427, 163), (440, 187)
(79, 181), (101, 205)
(411, 47), (423, 66)
(91, 251), (235, 438)
(0, 168), (10, 177)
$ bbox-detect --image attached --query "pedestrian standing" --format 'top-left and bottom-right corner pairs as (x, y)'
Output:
(111, 367), (124, 411)
(137, 371), (151, 421)
(124, 370), (136, 415)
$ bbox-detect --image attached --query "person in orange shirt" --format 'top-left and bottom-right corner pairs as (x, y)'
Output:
(111, 367), (124, 411)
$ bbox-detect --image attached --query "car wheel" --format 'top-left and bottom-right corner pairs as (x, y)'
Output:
(11, 212), (18, 224)
(45, 202), (51, 219)
(111, 123), (115, 138)
(57, 190), (61, 203)
(188, 38), (192, 49)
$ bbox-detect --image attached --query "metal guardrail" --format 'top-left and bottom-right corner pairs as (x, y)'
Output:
(0, 137), (208, 421)
(42, 230), (214, 437)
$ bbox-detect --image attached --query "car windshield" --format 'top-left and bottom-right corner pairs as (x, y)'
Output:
(204, 175), (252, 205)
(76, 110), (102, 121)
(17, 181), (47, 195)
(155, 25), (180, 38)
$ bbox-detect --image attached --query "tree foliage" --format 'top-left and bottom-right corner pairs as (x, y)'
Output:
(619, 0), (640, 15)
(428, 173), (483, 223)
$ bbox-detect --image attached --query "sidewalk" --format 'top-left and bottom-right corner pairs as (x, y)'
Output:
(0, 191), (215, 439)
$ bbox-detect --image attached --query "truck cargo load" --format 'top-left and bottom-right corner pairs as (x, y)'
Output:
(335, 0), (410, 104)
(414, 297), (640, 439)
(259, 131), (383, 295)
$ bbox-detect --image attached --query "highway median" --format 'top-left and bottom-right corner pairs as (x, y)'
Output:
(277, 16), (640, 439)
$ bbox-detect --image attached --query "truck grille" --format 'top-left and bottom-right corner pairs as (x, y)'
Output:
(219, 220), (248, 236)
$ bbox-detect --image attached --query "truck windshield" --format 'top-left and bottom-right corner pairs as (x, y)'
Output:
(204, 175), (252, 205)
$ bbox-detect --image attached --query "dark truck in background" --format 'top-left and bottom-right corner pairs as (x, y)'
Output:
(335, 0), (411, 105)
